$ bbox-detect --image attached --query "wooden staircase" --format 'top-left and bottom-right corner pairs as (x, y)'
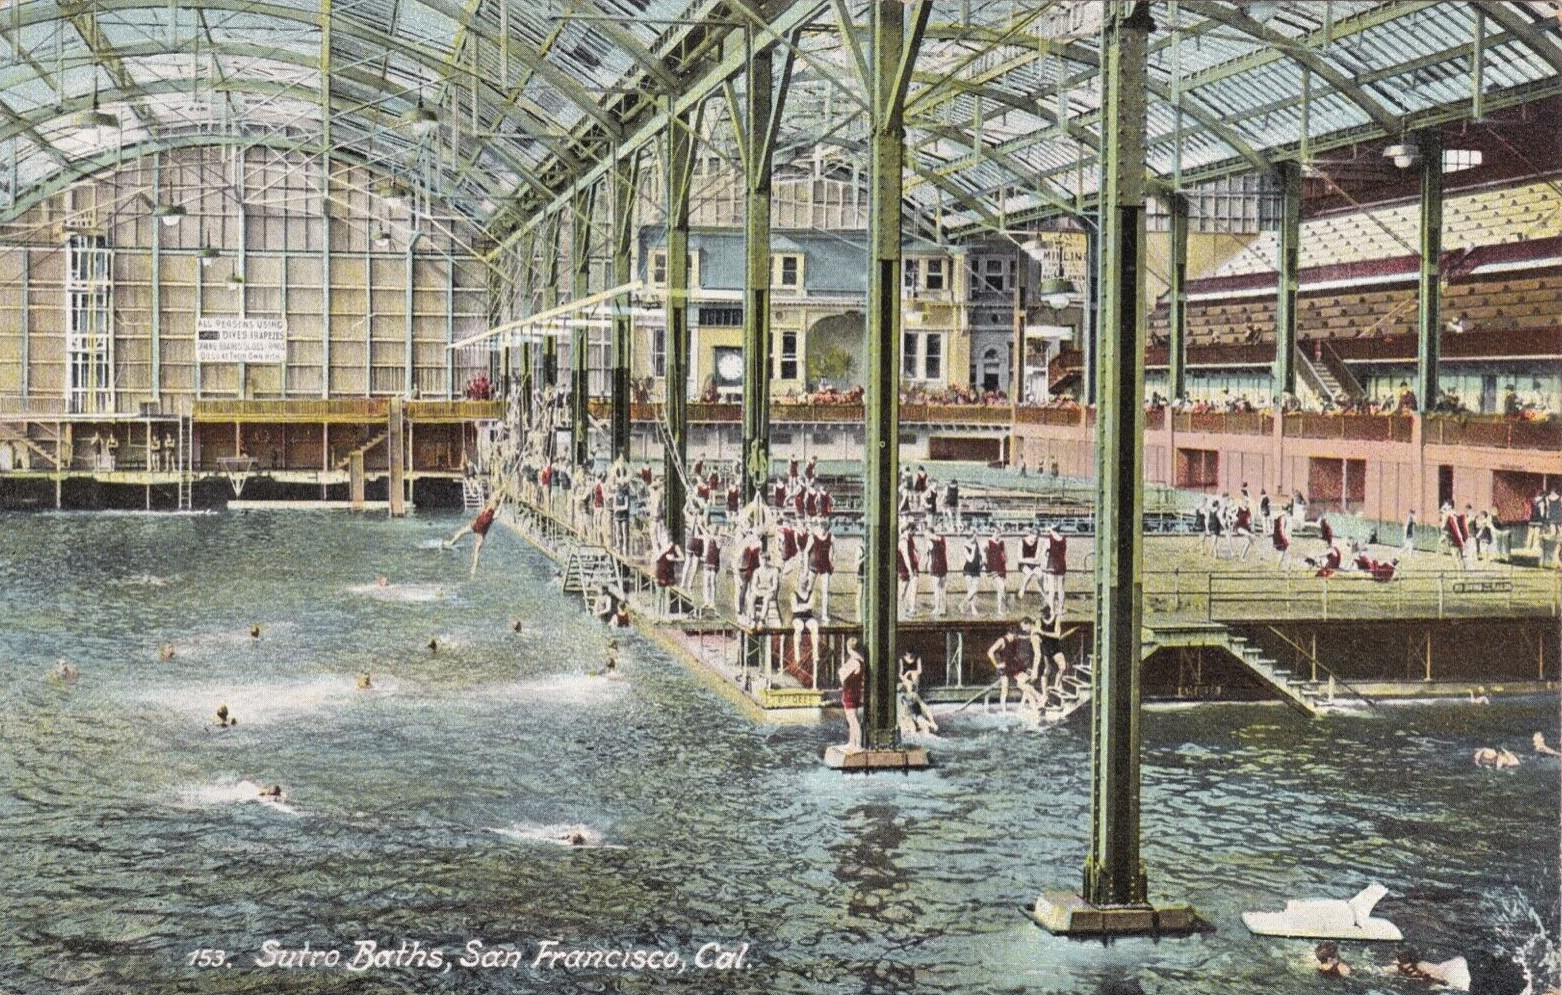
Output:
(1141, 621), (1341, 717)
(1039, 659), (1093, 724)
(560, 545), (621, 598)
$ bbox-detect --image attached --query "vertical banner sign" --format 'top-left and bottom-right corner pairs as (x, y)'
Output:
(196, 317), (287, 363)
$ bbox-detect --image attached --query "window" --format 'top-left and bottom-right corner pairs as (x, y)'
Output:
(902, 258), (920, 293)
(650, 250), (667, 287)
(773, 253), (803, 288)
(779, 330), (798, 380)
(925, 258), (945, 292)
(651, 325), (667, 378)
(902, 331), (945, 382)
(975, 256), (1011, 293)
(697, 306), (744, 327)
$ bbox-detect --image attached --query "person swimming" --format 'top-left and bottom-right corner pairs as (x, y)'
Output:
(52, 659), (79, 683)
(559, 830), (588, 847)
(512, 620), (524, 634)
(257, 784), (285, 801)
(375, 575), (389, 587)
(159, 643), (176, 661)
(1315, 941), (1349, 977)
(1395, 948), (1471, 990)
(1533, 732), (1561, 757)
(214, 704), (236, 727)
(356, 671), (373, 690)
(1473, 747), (1519, 768)
(427, 638), (438, 653)
(249, 624), (262, 639)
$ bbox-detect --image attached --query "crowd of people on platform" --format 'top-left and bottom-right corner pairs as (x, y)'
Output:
(1193, 484), (1404, 581)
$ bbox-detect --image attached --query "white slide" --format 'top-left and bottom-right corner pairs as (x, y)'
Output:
(1241, 883), (1403, 941)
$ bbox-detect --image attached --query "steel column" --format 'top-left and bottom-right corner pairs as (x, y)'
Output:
(740, 46), (777, 502)
(571, 184), (596, 467)
(1084, 0), (1152, 909)
(540, 212), (561, 389)
(1273, 159), (1300, 400)
(662, 102), (697, 546)
(862, 0), (930, 751)
(610, 155), (636, 461)
(1167, 192), (1188, 401)
(151, 152), (161, 401)
(1415, 128), (1443, 414)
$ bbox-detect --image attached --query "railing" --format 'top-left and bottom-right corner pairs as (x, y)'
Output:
(193, 399), (389, 420)
(0, 395), (70, 416)
(1424, 413), (1562, 451)
(1283, 413), (1413, 442)
(1015, 406), (1085, 427)
(1171, 411), (1272, 435)
(406, 400), (504, 420)
(603, 401), (1016, 426)
(1142, 565), (1560, 622)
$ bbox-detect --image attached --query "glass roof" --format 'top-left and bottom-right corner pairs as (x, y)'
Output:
(0, 1), (1556, 242)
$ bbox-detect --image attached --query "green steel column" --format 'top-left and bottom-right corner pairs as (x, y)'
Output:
(741, 47), (776, 502)
(862, 0), (930, 750)
(610, 156), (637, 462)
(571, 185), (596, 467)
(1273, 160), (1301, 400)
(662, 104), (698, 547)
(1415, 129), (1443, 414)
(151, 153), (162, 402)
(1167, 192), (1188, 401)
(541, 213), (561, 389)
(1084, 0), (1152, 909)
(517, 230), (536, 426)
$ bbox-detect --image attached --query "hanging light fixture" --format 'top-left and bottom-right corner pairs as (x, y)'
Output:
(226, 272), (245, 290)
(198, 245), (220, 268)
(1020, 237), (1047, 261)
(1383, 142), (1421, 169)
(372, 228), (392, 249)
(377, 181), (408, 210)
(152, 203), (186, 227)
(1038, 277), (1077, 310)
(399, 101), (439, 138)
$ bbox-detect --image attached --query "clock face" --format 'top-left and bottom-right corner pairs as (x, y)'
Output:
(716, 351), (744, 382)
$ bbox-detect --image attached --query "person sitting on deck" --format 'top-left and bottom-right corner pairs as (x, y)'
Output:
(1309, 542), (1344, 578)
(897, 652), (938, 736)
(444, 498), (501, 577)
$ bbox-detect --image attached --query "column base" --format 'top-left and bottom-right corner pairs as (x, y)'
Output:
(1029, 892), (1204, 937)
(821, 744), (932, 771)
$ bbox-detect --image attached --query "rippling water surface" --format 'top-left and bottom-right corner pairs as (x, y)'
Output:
(0, 511), (1556, 995)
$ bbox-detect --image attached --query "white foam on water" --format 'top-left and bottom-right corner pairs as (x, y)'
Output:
(346, 582), (446, 603)
(481, 674), (628, 706)
(488, 822), (622, 849)
(176, 779), (300, 816)
(417, 539), (447, 549)
(106, 573), (176, 587)
(138, 675), (381, 727)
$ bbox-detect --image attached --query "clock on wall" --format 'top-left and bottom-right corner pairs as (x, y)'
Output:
(714, 347), (744, 387)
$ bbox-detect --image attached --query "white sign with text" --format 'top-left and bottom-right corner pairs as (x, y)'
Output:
(196, 317), (287, 363)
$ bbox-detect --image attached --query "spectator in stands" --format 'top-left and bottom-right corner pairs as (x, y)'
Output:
(1397, 383), (1417, 413)
(1448, 313), (1467, 335)
(1504, 386), (1522, 417)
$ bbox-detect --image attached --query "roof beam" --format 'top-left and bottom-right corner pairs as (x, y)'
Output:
(1476, 1), (1562, 75)
(556, 0), (680, 94)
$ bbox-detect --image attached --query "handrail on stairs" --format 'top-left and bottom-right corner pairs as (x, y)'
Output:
(1262, 625), (1379, 711)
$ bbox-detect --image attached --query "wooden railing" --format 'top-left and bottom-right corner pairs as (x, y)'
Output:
(406, 400), (504, 420)
(1015, 406), (1085, 427)
(1172, 411), (1272, 435)
(1283, 413), (1413, 442)
(1424, 413), (1562, 451)
(194, 399), (389, 421)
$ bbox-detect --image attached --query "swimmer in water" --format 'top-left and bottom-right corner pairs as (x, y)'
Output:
(1533, 732), (1561, 756)
(257, 784), (285, 801)
(250, 624), (262, 639)
(1474, 747), (1520, 768)
(561, 831), (587, 847)
(214, 704), (236, 727)
(52, 659), (79, 683)
(427, 638), (438, 653)
(1315, 941), (1349, 977)
(512, 620), (524, 634)
(356, 671), (373, 690)
(1469, 685), (1491, 704)
(159, 643), (176, 661)
(1394, 948), (1471, 990)
(375, 575), (389, 587)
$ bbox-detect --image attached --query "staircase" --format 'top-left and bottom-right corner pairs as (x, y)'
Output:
(560, 545), (621, 598)
(1039, 659), (1093, 724)
(1142, 621), (1326, 717)
(461, 475), (487, 510)
(334, 430), (388, 471)
(176, 415), (193, 510)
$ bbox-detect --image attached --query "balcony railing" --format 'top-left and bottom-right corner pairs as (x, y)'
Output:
(1283, 413), (1413, 442)
(1424, 413), (1562, 451)
(1172, 411), (1272, 435)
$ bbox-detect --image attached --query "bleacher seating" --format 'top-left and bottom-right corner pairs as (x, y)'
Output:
(1207, 180), (1562, 280)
